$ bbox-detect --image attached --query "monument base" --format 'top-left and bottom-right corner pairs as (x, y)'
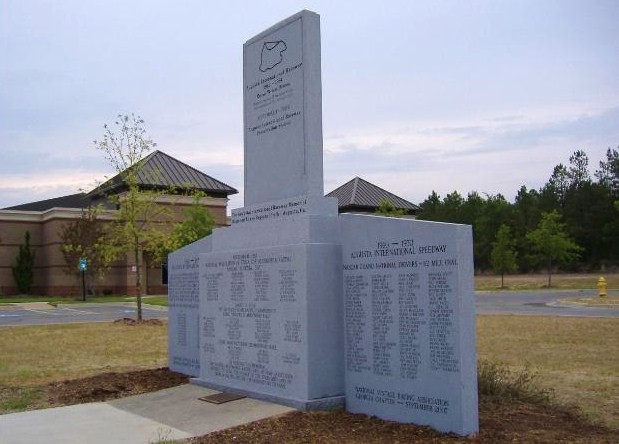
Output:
(190, 378), (345, 411)
(194, 199), (344, 410)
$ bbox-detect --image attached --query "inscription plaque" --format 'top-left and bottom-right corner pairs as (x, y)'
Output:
(197, 243), (343, 403)
(341, 214), (478, 435)
(168, 253), (202, 376)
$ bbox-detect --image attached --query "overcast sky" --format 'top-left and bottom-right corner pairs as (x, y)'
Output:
(2, 0), (618, 211)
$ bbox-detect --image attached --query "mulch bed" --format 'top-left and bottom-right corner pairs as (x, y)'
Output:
(191, 401), (618, 444)
(43, 368), (618, 443)
(46, 367), (188, 406)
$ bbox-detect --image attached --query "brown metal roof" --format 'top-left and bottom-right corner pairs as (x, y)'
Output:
(327, 177), (420, 213)
(3, 193), (88, 211)
(88, 150), (238, 198)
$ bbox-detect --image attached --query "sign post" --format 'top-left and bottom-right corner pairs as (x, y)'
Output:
(79, 258), (88, 301)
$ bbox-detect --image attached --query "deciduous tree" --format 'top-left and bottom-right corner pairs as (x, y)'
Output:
(490, 225), (518, 288)
(375, 199), (406, 218)
(94, 114), (169, 320)
(165, 193), (215, 253)
(58, 205), (108, 295)
(526, 211), (582, 287)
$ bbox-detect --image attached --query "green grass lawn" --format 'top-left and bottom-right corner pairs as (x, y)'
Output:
(0, 295), (168, 306)
(142, 296), (168, 306)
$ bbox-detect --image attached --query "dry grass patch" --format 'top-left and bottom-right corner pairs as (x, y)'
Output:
(475, 273), (619, 291)
(0, 322), (168, 388)
(477, 315), (619, 429)
(2, 312), (617, 439)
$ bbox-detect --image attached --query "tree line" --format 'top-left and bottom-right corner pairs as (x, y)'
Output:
(415, 148), (619, 277)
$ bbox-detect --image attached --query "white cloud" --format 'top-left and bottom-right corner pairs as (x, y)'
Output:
(323, 105), (619, 204)
(0, 170), (109, 208)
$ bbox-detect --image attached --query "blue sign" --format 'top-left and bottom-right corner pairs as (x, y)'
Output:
(79, 258), (88, 271)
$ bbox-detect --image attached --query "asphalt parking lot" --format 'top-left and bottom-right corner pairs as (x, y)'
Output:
(476, 289), (619, 318)
(1, 290), (617, 328)
(0, 302), (167, 327)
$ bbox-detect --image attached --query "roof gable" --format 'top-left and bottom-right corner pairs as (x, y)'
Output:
(327, 177), (420, 213)
(89, 150), (238, 198)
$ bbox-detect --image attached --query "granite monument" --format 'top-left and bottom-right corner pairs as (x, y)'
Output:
(168, 9), (478, 435)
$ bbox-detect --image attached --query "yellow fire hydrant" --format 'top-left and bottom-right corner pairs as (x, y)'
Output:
(597, 276), (607, 298)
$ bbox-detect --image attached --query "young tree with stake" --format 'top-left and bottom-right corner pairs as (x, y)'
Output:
(94, 114), (170, 321)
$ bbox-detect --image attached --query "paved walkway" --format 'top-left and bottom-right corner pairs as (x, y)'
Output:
(0, 384), (295, 444)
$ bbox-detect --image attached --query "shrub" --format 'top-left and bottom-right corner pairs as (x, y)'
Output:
(478, 360), (554, 405)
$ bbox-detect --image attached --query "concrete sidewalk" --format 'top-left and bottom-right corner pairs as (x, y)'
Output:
(0, 384), (295, 444)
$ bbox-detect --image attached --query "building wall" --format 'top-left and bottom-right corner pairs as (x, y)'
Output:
(0, 195), (229, 296)
(40, 213), (81, 295)
(0, 215), (43, 295)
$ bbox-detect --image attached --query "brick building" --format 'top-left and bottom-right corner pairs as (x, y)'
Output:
(0, 151), (237, 296)
(1, 160), (421, 298)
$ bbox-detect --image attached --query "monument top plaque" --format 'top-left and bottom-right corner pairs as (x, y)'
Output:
(243, 10), (323, 206)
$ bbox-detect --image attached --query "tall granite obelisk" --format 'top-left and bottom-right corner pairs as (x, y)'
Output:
(186, 10), (344, 410)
